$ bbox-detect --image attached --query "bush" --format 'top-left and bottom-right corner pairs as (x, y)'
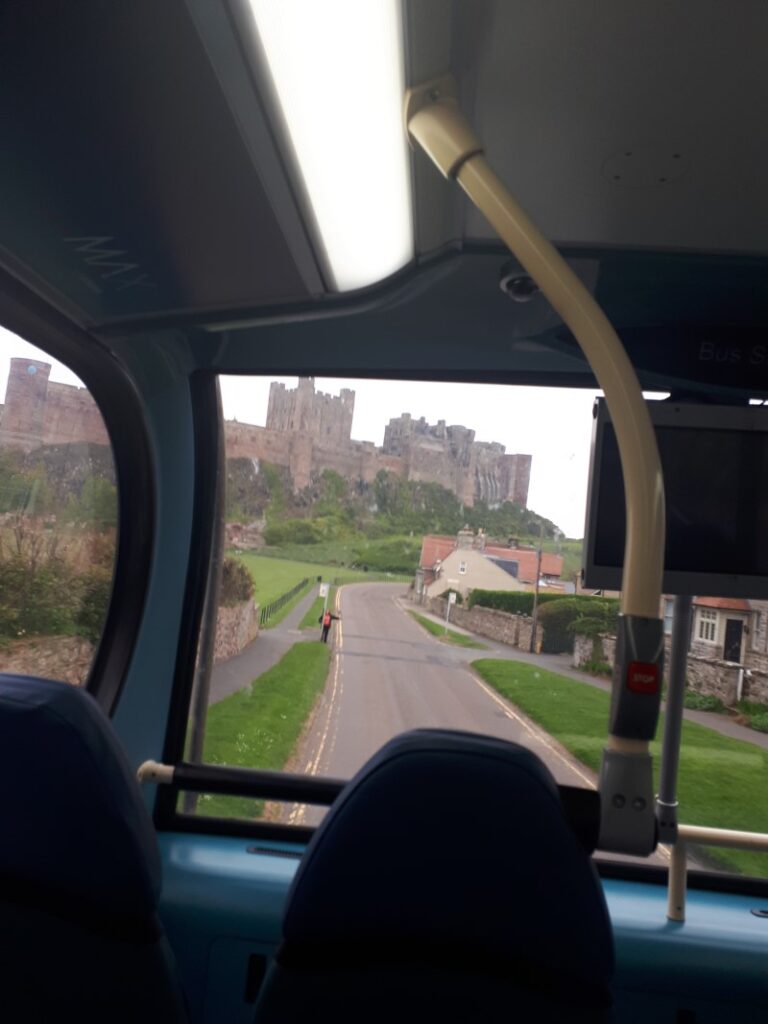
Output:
(468, 590), (563, 615)
(264, 518), (323, 546)
(0, 554), (81, 637)
(582, 658), (612, 678)
(220, 557), (255, 606)
(748, 712), (768, 734)
(684, 692), (725, 712)
(76, 567), (113, 643)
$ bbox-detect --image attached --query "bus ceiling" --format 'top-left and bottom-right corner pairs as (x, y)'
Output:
(0, 1), (767, 400)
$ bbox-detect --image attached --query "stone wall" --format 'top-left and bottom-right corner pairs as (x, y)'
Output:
(213, 600), (259, 663)
(1, 364), (532, 508)
(0, 358), (108, 451)
(573, 632), (768, 706)
(0, 636), (94, 685)
(425, 595), (539, 652)
(0, 599), (259, 685)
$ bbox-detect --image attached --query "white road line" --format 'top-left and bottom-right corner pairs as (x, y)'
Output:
(287, 587), (345, 825)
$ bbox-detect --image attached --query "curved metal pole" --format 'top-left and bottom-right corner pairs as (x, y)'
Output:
(405, 82), (664, 619)
(405, 78), (666, 854)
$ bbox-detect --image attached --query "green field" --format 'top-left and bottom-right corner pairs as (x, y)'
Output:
(199, 641), (331, 819)
(408, 611), (487, 649)
(236, 553), (402, 605)
(472, 659), (768, 877)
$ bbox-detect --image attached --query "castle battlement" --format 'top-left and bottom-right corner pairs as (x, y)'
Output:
(1, 368), (531, 508)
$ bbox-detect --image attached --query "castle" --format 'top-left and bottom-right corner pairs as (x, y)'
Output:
(0, 363), (531, 508)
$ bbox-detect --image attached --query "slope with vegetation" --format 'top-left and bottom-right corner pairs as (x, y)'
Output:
(227, 460), (580, 577)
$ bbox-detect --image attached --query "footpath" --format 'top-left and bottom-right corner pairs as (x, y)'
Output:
(406, 599), (768, 751)
(209, 584), (324, 704)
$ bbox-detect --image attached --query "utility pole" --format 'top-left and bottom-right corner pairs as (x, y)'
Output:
(529, 526), (543, 653)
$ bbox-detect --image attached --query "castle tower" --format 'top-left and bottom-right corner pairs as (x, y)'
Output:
(0, 358), (51, 450)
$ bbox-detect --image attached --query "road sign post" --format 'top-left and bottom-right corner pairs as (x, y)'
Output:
(445, 590), (457, 634)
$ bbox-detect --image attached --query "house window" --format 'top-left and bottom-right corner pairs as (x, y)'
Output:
(458, 561), (467, 575)
(663, 598), (674, 635)
(698, 608), (717, 642)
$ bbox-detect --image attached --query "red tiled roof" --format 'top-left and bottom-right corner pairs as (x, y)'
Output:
(419, 535), (455, 570)
(419, 535), (563, 582)
(693, 596), (751, 612)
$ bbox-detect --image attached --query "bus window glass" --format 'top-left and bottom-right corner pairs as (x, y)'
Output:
(0, 333), (117, 686)
(182, 375), (768, 879)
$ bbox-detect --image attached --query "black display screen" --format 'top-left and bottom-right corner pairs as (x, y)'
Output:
(590, 420), (768, 594)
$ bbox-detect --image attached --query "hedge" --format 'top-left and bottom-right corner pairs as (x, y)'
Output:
(467, 590), (564, 615)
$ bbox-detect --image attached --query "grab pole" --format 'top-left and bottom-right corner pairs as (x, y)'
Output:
(406, 77), (666, 854)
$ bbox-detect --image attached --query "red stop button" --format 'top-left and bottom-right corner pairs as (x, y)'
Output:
(627, 661), (659, 694)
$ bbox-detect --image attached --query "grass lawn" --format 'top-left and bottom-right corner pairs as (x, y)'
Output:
(199, 641), (331, 819)
(409, 611), (487, 649)
(300, 586), (338, 631)
(236, 553), (382, 606)
(472, 659), (768, 877)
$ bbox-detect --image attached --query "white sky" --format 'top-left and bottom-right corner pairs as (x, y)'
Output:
(0, 326), (602, 537)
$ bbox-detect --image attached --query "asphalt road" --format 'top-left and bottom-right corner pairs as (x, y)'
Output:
(288, 582), (601, 828)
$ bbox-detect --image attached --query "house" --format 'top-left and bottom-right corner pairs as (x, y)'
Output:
(416, 528), (564, 601)
(660, 596), (768, 668)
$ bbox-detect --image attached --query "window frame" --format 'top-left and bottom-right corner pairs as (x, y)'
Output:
(698, 608), (718, 643)
(0, 270), (155, 715)
(152, 369), (768, 898)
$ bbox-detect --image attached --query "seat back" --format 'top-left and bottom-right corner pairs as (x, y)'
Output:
(255, 729), (614, 1022)
(0, 674), (186, 1023)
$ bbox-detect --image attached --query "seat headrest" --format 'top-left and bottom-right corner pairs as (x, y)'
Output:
(0, 675), (160, 919)
(284, 729), (613, 988)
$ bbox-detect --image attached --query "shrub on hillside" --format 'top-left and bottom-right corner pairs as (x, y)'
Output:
(353, 536), (421, 575)
(264, 518), (323, 546)
(220, 557), (255, 606)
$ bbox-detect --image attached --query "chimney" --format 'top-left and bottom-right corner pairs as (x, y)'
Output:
(457, 526), (474, 550)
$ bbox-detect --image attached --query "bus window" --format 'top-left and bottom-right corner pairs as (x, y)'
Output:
(0, 333), (117, 686)
(172, 374), (768, 880)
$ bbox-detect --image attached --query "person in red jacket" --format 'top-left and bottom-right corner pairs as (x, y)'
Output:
(319, 607), (340, 643)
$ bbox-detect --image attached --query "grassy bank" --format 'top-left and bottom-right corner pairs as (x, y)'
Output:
(200, 641), (331, 819)
(472, 659), (768, 877)
(409, 611), (487, 649)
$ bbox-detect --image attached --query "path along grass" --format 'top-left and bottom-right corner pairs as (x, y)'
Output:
(199, 641), (330, 819)
(472, 660), (768, 878)
(409, 611), (487, 649)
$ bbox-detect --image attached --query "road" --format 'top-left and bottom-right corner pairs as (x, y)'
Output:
(288, 582), (600, 826)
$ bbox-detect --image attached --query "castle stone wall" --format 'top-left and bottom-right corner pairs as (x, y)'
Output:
(0, 358), (107, 451)
(2, 366), (532, 509)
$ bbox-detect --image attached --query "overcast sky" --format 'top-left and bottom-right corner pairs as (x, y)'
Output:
(1, 327), (600, 537)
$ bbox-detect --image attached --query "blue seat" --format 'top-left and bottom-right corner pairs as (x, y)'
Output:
(0, 675), (186, 1023)
(254, 729), (614, 1022)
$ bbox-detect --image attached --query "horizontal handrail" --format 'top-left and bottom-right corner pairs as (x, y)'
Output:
(138, 760), (600, 850)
